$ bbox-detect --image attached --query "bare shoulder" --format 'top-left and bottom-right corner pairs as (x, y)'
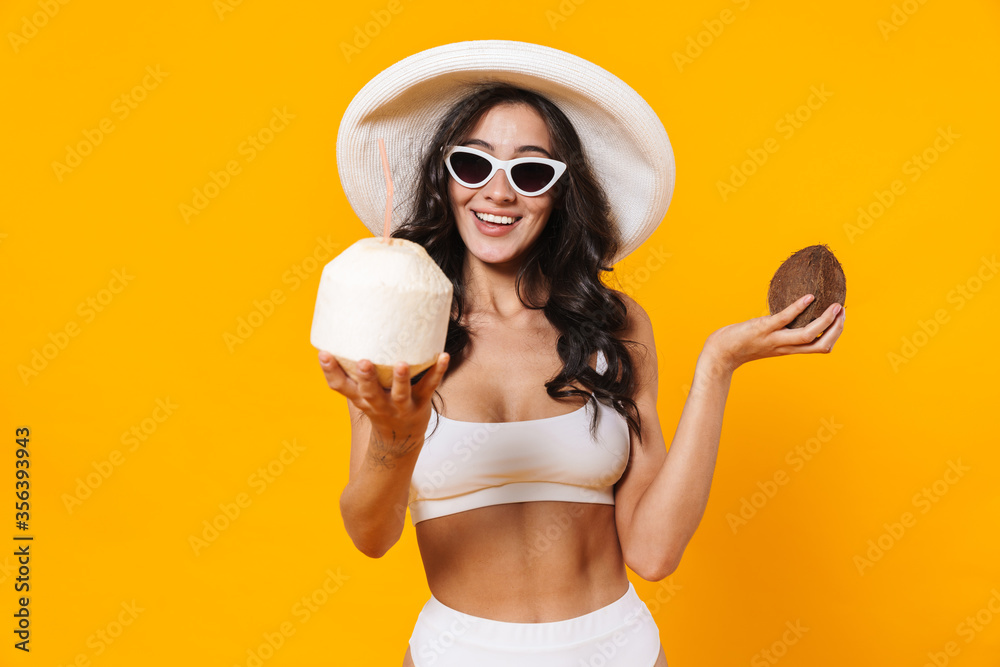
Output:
(608, 289), (657, 397)
(610, 290), (655, 353)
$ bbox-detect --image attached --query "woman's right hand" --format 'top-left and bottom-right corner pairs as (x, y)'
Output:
(317, 350), (450, 441)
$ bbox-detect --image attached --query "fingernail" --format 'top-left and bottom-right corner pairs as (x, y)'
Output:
(319, 352), (331, 365)
(804, 294), (814, 304)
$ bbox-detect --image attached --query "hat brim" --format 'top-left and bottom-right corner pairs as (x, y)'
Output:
(336, 39), (675, 265)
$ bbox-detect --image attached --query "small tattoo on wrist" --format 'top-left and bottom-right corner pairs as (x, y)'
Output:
(367, 429), (419, 470)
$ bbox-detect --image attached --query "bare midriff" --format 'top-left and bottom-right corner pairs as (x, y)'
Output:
(414, 500), (630, 622)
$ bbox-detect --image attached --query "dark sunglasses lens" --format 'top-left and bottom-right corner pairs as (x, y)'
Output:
(510, 162), (555, 193)
(449, 152), (491, 185)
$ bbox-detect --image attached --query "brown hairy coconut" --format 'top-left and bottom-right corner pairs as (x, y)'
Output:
(768, 244), (846, 328)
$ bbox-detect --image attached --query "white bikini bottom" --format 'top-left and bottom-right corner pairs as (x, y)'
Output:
(408, 581), (664, 666)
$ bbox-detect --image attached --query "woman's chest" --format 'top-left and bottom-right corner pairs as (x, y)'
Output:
(434, 323), (597, 423)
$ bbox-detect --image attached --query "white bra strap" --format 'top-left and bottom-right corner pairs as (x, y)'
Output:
(596, 348), (608, 375)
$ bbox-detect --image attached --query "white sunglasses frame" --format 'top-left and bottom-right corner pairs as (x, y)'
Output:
(443, 145), (567, 197)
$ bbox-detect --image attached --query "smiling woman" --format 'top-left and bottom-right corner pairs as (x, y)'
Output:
(320, 39), (844, 667)
(330, 40), (674, 665)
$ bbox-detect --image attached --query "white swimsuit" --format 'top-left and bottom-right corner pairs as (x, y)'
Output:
(407, 348), (631, 524)
(406, 349), (665, 666)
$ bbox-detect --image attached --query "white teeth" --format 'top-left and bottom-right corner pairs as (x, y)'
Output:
(474, 211), (517, 225)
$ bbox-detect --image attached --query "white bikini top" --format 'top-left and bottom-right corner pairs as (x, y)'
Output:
(407, 349), (631, 525)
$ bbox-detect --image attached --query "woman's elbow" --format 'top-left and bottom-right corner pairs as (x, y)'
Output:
(356, 538), (393, 559)
(632, 559), (678, 582)
(626, 544), (681, 582)
(339, 497), (402, 559)
(344, 525), (401, 559)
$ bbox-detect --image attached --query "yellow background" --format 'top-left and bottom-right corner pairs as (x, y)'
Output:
(2, 0), (999, 665)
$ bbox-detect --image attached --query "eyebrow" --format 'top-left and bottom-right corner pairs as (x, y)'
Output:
(460, 139), (553, 159)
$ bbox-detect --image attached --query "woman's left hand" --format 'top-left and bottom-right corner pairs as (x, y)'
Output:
(706, 294), (846, 374)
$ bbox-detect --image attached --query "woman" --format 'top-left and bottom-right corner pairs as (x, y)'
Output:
(318, 42), (845, 667)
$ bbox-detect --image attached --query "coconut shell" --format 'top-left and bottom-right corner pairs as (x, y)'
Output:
(334, 353), (440, 389)
(767, 244), (846, 328)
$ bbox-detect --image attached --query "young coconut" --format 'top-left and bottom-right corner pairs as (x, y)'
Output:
(311, 237), (452, 388)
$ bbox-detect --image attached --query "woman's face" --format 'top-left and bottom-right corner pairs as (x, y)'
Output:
(448, 103), (558, 266)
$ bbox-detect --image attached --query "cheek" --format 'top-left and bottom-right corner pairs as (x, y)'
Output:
(529, 197), (555, 218)
(449, 183), (471, 211)
(447, 192), (461, 219)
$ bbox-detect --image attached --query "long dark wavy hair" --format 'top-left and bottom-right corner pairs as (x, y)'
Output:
(393, 83), (646, 448)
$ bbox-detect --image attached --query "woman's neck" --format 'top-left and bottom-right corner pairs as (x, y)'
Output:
(461, 252), (548, 321)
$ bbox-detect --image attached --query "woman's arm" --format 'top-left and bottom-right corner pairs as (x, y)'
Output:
(615, 294), (845, 579)
(339, 400), (422, 558)
(319, 351), (450, 559)
(620, 342), (732, 579)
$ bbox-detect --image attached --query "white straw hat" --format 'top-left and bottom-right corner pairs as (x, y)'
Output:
(336, 39), (675, 264)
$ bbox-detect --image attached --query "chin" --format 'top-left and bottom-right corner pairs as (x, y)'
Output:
(466, 243), (522, 265)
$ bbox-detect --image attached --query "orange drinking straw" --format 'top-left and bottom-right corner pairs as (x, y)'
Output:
(377, 138), (393, 242)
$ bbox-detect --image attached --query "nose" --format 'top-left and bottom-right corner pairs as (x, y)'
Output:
(483, 168), (516, 202)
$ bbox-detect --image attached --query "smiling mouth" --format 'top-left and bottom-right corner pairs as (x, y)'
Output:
(473, 210), (522, 225)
